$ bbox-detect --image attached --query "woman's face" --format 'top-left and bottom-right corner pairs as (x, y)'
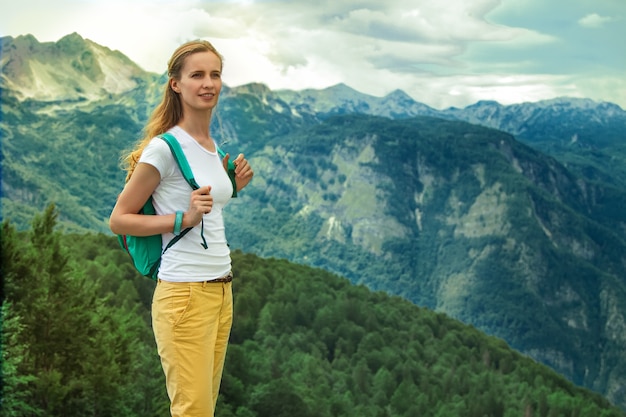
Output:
(170, 51), (222, 113)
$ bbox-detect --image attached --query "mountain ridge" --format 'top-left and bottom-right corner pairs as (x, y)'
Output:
(3, 34), (624, 113)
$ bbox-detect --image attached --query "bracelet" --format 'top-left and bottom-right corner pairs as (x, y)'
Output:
(173, 211), (184, 236)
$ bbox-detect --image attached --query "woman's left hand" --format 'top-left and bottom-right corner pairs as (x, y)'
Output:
(223, 153), (254, 191)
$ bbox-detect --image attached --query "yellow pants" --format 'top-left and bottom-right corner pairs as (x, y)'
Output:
(152, 279), (233, 417)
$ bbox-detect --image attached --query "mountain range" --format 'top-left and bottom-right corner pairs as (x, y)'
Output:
(2, 32), (625, 409)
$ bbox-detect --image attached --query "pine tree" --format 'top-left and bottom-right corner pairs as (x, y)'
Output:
(2, 205), (163, 416)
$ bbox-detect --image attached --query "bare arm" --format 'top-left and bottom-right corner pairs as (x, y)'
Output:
(109, 163), (171, 236)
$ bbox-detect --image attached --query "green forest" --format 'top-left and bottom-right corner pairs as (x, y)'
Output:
(2, 205), (624, 417)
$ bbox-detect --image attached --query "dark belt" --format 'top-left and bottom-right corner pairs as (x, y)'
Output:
(206, 271), (233, 283)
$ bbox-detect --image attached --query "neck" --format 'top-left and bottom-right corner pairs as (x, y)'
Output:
(178, 116), (215, 151)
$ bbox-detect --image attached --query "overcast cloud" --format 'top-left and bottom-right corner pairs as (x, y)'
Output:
(1, 0), (624, 109)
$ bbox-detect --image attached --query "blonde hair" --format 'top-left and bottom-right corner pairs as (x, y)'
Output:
(122, 40), (223, 181)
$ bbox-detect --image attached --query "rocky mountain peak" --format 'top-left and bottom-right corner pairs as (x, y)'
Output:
(56, 32), (88, 52)
(1, 33), (149, 103)
(384, 88), (413, 100)
(228, 82), (273, 98)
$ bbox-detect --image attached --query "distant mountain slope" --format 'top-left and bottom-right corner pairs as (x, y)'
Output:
(223, 114), (626, 407)
(275, 87), (626, 189)
(443, 97), (626, 145)
(1, 89), (147, 232)
(442, 99), (626, 188)
(2, 33), (625, 409)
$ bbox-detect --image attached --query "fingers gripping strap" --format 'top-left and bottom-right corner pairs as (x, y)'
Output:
(216, 144), (238, 198)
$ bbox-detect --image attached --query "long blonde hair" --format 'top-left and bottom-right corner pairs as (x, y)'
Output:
(123, 40), (224, 181)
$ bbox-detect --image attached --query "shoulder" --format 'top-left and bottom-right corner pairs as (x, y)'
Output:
(139, 136), (175, 176)
(142, 135), (177, 161)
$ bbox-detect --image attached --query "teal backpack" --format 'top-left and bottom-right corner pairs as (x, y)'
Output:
(117, 132), (236, 280)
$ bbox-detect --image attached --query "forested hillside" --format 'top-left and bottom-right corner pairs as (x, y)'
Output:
(2, 206), (624, 417)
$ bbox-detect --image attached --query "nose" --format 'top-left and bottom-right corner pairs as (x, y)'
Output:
(202, 77), (214, 89)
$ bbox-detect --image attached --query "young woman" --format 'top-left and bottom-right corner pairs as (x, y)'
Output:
(109, 40), (253, 417)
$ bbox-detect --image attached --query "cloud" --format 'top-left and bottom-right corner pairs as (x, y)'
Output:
(578, 13), (615, 28)
(440, 73), (578, 106)
(1, 0), (625, 109)
(187, 0), (554, 86)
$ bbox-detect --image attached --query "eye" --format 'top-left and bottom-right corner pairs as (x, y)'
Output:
(211, 72), (222, 79)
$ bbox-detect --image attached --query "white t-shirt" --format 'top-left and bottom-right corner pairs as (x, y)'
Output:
(138, 126), (233, 282)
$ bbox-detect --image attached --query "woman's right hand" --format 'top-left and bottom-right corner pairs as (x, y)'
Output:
(185, 186), (213, 227)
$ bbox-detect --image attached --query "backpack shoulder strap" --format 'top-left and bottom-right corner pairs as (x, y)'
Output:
(158, 133), (200, 190)
(215, 144), (238, 198)
(215, 145), (235, 171)
(157, 132), (209, 250)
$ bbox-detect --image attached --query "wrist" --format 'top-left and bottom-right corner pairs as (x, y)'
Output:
(173, 211), (184, 235)
(180, 211), (190, 229)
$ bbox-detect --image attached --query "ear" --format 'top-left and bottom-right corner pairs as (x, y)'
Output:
(170, 78), (181, 93)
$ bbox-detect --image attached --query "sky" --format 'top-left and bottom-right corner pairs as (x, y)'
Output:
(2, 0), (625, 109)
